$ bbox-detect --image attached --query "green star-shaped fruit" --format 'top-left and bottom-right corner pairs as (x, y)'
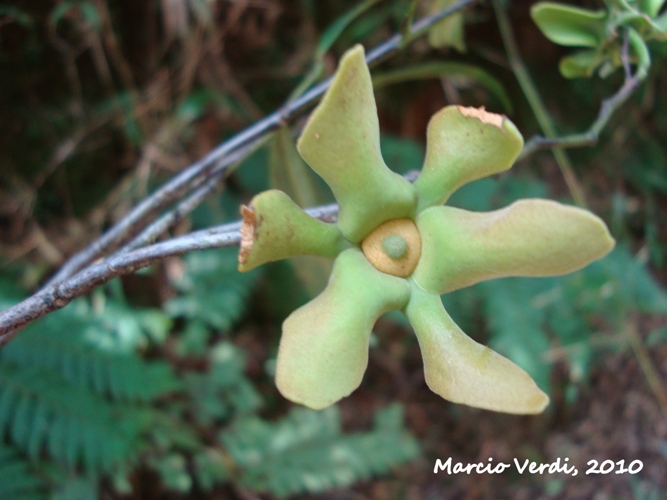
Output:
(238, 45), (615, 414)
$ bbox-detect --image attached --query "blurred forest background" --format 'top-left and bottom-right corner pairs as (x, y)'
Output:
(1, 0), (667, 498)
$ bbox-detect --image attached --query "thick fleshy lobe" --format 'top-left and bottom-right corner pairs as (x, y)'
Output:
(238, 44), (616, 415)
(413, 199), (615, 294)
(297, 45), (417, 243)
(276, 249), (411, 410)
(405, 283), (549, 414)
(239, 190), (348, 272)
(414, 106), (524, 210)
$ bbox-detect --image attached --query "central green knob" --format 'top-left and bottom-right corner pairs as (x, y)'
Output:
(381, 234), (408, 259)
(361, 218), (422, 278)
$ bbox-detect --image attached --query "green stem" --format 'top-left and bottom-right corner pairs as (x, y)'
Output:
(626, 321), (667, 420)
(491, 0), (587, 208)
(289, 0), (380, 101)
(400, 0), (420, 47)
(520, 27), (647, 160)
(520, 71), (643, 156)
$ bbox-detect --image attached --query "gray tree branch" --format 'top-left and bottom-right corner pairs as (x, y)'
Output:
(45, 0), (477, 288)
(0, 2), (475, 346)
(0, 203), (340, 346)
(519, 40), (646, 159)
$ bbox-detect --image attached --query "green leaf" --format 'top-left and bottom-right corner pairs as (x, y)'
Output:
(531, 3), (606, 47)
(193, 449), (230, 491)
(428, 0), (466, 51)
(559, 49), (608, 78)
(233, 147), (270, 194)
(0, 363), (154, 473)
(167, 247), (261, 332)
(290, 0), (379, 99)
(373, 63), (513, 112)
(315, 0), (379, 58)
(3, 303), (180, 401)
(581, 246), (667, 316)
(148, 454), (192, 493)
(219, 405), (419, 497)
(639, 0), (666, 18)
(620, 135), (667, 193)
(0, 442), (49, 498)
(184, 342), (261, 425)
(51, 476), (99, 500)
(541, 245), (667, 391)
(176, 89), (216, 122)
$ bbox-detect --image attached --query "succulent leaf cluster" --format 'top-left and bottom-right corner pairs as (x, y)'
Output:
(238, 45), (615, 414)
(531, 0), (666, 78)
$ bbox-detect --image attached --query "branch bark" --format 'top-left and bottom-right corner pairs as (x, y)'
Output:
(0, 204), (340, 346)
(2, 0), (647, 349)
(1, 1), (479, 345)
(45, 0), (477, 288)
(519, 29), (646, 158)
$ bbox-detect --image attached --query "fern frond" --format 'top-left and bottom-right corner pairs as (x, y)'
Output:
(50, 476), (99, 500)
(546, 246), (667, 388)
(0, 441), (49, 499)
(147, 454), (192, 493)
(166, 248), (261, 332)
(1, 314), (181, 402)
(481, 277), (554, 391)
(184, 343), (261, 425)
(0, 363), (154, 473)
(193, 448), (230, 492)
(573, 246), (667, 317)
(218, 405), (419, 497)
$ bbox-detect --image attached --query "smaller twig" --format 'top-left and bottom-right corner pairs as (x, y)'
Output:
(520, 29), (646, 158)
(0, 203), (339, 344)
(0, 1), (476, 347)
(625, 321), (667, 420)
(121, 179), (223, 251)
(491, 0), (587, 208)
(288, 0), (380, 101)
(399, 0), (419, 48)
(519, 73), (643, 156)
(118, 137), (267, 252)
(621, 28), (632, 78)
(46, 0), (476, 287)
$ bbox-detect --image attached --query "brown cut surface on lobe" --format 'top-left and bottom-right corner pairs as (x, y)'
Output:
(457, 105), (504, 127)
(238, 205), (256, 265)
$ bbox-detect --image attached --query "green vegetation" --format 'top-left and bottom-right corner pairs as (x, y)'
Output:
(0, 248), (419, 496)
(1, 0), (666, 497)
